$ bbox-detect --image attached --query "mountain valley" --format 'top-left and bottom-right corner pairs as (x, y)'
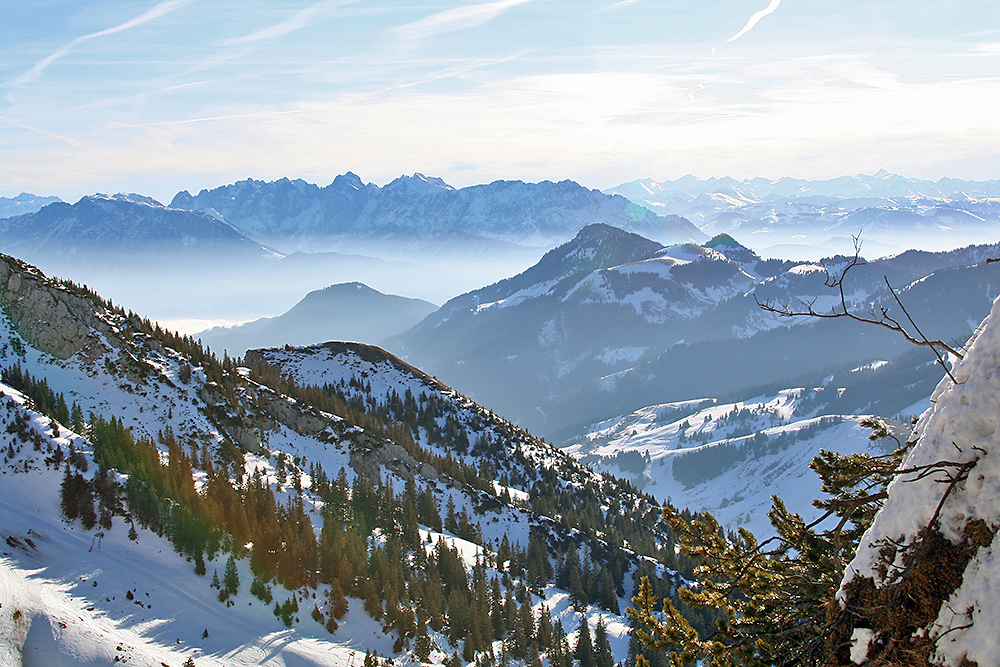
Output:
(2, 170), (1000, 666)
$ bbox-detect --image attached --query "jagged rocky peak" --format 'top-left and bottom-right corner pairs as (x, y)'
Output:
(386, 172), (454, 192)
(330, 171), (366, 190)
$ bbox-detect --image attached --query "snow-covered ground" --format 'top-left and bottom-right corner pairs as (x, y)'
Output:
(565, 389), (900, 537)
(0, 384), (386, 667)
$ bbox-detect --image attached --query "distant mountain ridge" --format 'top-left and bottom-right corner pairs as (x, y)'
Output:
(197, 282), (438, 355)
(170, 173), (706, 255)
(609, 170), (1000, 202)
(0, 193), (276, 261)
(0, 193), (61, 218)
(393, 224), (1000, 437)
(606, 171), (1000, 258)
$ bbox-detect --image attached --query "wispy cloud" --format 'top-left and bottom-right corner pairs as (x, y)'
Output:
(5, 0), (191, 89)
(391, 0), (536, 42)
(598, 0), (645, 11)
(712, 0), (781, 55)
(221, 0), (359, 46)
(378, 51), (532, 93)
(4, 116), (89, 148)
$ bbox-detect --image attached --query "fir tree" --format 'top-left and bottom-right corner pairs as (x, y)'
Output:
(414, 615), (432, 662)
(575, 621), (595, 667)
(223, 554), (240, 596)
(594, 617), (614, 667)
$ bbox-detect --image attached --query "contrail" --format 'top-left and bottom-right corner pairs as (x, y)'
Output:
(712, 0), (782, 55)
(5, 0), (190, 88)
(725, 0), (782, 44)
(687, 79), (711, 105)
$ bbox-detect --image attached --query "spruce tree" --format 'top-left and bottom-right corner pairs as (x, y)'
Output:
(594, 617), (614, 667)
(414, 615), (432, 662)
(223, 554), (240, 596)
(575, 620), (595, 667)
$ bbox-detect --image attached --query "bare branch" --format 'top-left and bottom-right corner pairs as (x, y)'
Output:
(754, 234), (964, 384)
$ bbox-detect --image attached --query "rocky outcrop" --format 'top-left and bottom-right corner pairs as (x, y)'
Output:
(0, 254), (113, 361)
(349, 437), (439, 482)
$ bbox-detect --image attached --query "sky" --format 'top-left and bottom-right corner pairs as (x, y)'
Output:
(2, 0), (999, 203)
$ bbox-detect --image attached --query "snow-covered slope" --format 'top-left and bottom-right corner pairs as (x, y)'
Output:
(0, 386), (373, 667)
(563, 388), (899, 537)
(0, 253), (683, 666)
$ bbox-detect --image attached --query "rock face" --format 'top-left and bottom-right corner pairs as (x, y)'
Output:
(0, 255), (112, 361)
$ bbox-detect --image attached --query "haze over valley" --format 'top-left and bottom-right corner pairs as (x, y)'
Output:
(4, 0), (1000, 664)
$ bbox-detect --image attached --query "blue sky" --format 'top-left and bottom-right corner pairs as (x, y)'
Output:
(2, 0), (999, 202)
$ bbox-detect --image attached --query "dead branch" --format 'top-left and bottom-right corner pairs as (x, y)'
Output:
(754, 234), (964, 383)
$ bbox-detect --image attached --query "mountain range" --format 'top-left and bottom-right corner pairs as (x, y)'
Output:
(0, 175), (705, 319)
(605, 170), (1000, 259)
(391, 223), (1000, 438)
(170, 173), (705, 256)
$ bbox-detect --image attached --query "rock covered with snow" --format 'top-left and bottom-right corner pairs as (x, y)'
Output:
(838, 293), (1000, 665)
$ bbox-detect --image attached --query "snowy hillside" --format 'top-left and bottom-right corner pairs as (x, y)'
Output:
(563, 389), (900, 537)
(0, 253), (691, 666)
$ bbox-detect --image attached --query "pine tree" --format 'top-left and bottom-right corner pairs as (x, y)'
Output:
(575, 620), (595, 667)
(223, 555), (240, 596)
(414, 615), (432, 662)
(627, 420), (909, 667)
(327, 577), (348, 620)
(594, 617), (614, 667)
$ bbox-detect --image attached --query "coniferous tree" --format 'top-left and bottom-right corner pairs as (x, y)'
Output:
(628, 421), (907, 667)
(223, 554), (240, 596)
(594, 617), (614, 667)
(575, 621), (596, 667)
(327, 578), (348, 620)
(414, 615), (432, 663)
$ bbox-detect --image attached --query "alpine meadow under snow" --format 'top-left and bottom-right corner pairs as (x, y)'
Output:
(2, 170), (1000, 666)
